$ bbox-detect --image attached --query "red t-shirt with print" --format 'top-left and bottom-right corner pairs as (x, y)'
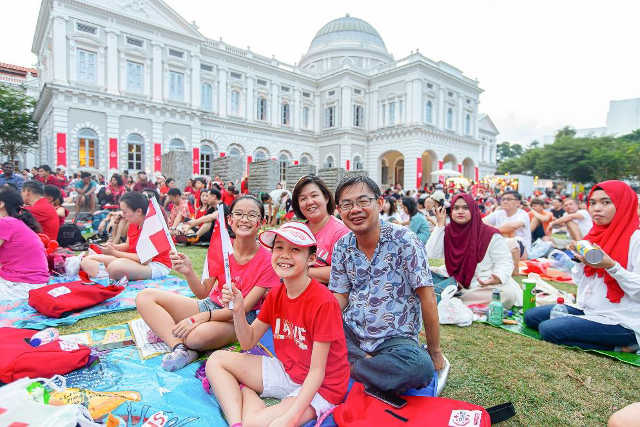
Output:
(126, 223), (172, 268)
(257, 278), (350, 405)
(207, 245), (279, 310)
(26, 197), (60, 242)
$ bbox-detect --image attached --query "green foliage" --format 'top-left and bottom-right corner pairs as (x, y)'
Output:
(496, 126), (640, 183)
(497, 141), (524, 162)
(0, 83), (39, 161)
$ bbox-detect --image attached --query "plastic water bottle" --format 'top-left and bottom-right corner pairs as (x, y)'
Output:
(488, 289), (504, 326)
(29, 328), (59, 347)
(549, 297), (569, 319)
(549, 250), (574, 272)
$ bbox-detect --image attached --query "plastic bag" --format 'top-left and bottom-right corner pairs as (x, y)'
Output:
(437, 285), (474, 327)
(526, 273), (576, 306)
(529, 239), (553, 259)
(64, 254), (82, 278)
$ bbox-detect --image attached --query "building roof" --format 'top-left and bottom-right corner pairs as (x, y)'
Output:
(0, 62), (38, 77)
(308, 14), (389, 53)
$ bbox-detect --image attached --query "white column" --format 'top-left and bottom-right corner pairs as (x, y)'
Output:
(293, 88), (301, 131)
(151, 42), (163, 102)
(218, 67), (227, 118)
(438, 87), (446, 129)
(191, 53), (200, 109)
(144, 58), (151, 98)
(369, 89), (378, 130)
(413, 80), (422, 125)
(405, 81), (413, 124)
(246, 75), (254, 123)
(340, 140), (351, 170)
(106, 30), (119, 94)
(153, 121), (163, 153)
(97, 46), (106, 90)
(314, 93), (321, 132)
(473, 100), (479, 139)
(341, 86), (352, 129)
(458, 96), (464, 135)
(52, 16), (68, 84)
(271, 82), (280, 127)
(118, 52), (126, 93)
(68, 39), (77, 83)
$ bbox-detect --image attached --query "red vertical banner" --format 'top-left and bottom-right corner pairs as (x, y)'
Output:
(109, 138), (118, 169)
(246, 155), (252, 175)
(219, 152), (225, 157)
(56, 133), (66, 167)
(457, 163), (462, 173)
(346, 159), (350, 171)
(192, 147), (200, 175)
(154, 143), (162, 172)
(474, 166), (479, 182)
(416, 157), (422, 189)
(438, 160), (444, 185)
(294, 160), (299, 165)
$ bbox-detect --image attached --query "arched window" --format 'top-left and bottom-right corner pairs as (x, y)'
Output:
(353, 155), (363, 170)
(465, 113), (471, 135)
(253, 149), (268, 161)
(394, 159), (404, 187)
(229, 146), (242, 158)
(201, 82), (213, 111)
(425, 100), (433, 123)
(230, 90), (240, 115)
(78, 128), (97, 168)
(200, 144), (213, 176)
(381, 159), (389, 184)
(127, 133), (144, 171)
(281, 103), (290, 126)
(324, 155), (334, 169)
(300, 154), (311, 165)
(169, 138), (185, 151)
(256, 97), (267, 121)
(446, 108), (453, 130)
(279, 153), (290, 182)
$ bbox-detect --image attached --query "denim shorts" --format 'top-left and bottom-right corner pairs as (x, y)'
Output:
(196, 297), (257, 324)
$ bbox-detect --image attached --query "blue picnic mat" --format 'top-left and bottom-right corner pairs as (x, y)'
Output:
(0, 276), (193, 330)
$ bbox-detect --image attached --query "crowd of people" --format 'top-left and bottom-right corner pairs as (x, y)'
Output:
(0, 159), (639, 426)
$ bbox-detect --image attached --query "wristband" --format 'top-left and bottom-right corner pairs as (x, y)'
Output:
(208, 310), (212, 322)
(189, 317), (195, 324)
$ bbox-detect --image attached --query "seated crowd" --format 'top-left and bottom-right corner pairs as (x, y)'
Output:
(1, 160), (639, 426)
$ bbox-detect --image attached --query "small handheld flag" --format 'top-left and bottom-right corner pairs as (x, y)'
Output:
(136, 197), (176, 264)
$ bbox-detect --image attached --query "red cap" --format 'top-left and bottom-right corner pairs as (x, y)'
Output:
(557, 297), (564, 304)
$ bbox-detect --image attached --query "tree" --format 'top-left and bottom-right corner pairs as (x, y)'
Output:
(529, 140), (540, 148)
(0, 84), (39, 162)
(496, 141), (525, 162)
(554, 125), (576, 140)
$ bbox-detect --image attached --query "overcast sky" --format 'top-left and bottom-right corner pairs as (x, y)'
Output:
(2, 0), (639, 146)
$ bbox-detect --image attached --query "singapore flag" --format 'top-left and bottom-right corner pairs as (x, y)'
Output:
(136, 197), (176, 263)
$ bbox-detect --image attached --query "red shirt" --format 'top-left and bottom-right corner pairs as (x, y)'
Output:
(26, 198), (60, 242)
(126, 223), (172, 268)
(221, 189), (235, 206)
(207, 245), (279, 310)
(258, 279), (349, 404)
(58, 207), (69, 227)
(313, 216), (349, 268)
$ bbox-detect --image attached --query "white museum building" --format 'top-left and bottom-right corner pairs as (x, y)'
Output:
(31, 0), (498, 189)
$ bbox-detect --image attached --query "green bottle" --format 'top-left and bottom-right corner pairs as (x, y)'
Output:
(488, 289), (504, 326)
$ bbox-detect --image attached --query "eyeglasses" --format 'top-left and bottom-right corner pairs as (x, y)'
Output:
(501, 197), (518, 202)
(231, 211), (261, 222)
(337, 196), (377, 213)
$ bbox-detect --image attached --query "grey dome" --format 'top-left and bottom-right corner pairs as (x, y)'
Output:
(310, 15), (387, 51)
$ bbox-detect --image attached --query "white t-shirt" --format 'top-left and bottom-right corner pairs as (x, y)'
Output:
(484, 208), (532, 252)
(565, 209), (593, 237)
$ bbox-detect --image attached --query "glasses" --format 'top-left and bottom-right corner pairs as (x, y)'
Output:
(337, 196), (377, 213)
(501, 197), (517, 202)
(231, 211), (261, 222)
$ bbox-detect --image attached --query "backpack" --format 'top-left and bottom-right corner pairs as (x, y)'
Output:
(57, 223), (85, 248)
(28, 281), (125, 318)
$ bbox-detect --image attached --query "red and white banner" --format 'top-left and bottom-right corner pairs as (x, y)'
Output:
(192, 147), (200, 175)
(438, 160), (444, 184)
(109, 138), (118, 169)
(136, 197), (176, 264)
(219, 152), (226, 157)
(474, 166), (479, 182)
(294, 160), (299, 166)
(346, 160), (350, 171)
(457, 163), (463, 173)
(246, 155), (252, 174)
(154, 143), (162, 172)
(56, 133), (66, 167)
(416, 157), (422, 189)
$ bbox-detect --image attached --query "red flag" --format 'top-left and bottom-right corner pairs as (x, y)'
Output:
(136, 198), (175, 263)
(56, 133), (66, 167)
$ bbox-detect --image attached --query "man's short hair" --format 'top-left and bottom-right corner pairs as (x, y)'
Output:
(502, 190), (522, 201)
(209, 188), (221, 200)
(167, 188), (181, 197)
(22, 180), (44, 195)
(530, 198), (544, 207)
(335, 175), (381, 204)
(80, 171), (91, 179)
(38, 165), (52, 173)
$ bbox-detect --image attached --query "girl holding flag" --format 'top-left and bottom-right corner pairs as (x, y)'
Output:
(136, 195), (280, 371)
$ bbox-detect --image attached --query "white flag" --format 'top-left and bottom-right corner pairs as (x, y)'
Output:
(136, 197), (176, 264)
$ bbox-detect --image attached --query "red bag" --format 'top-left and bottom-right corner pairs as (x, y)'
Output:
(333, 382), (491, 427)
(28, 281), (125, 318)
(0, 328), (90, 383)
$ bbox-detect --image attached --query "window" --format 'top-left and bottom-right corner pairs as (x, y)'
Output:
(353, 155), (363, 170)
(200, 145), (213, 175)
(230, 90), (240, 114)
(389, 102), (396, 125)
(230, 72), (242, 79)
(328, 90), (335, 96)
(302, 91), (311, 98)
(78, 128), (97, 168)
(398, 100), (403, 123)
(168, 49), (184, 58)
(200, 63), (213, 72)
(253, 149), (268, 161)
(127, 133), (143, 171)
(353, 104), (364, 127)
(229, 147), (242, 158)
(325, 106), (336, 128)
(201, 82), (213, 111)
(448, 91), (454, 97)
(126, 61), (144, 93)
(324, 155), (334, 168)
(169, 138), (185, 151)
(279, 154), (290, 182)
(257, 79), (267, 86)
(303, 106), (310, 129)
(300, 154), (311, 165)
(77, 49), (96, 83)
(281, 103), (290, 126)
(382, 104), (386, 126)
(425, 100), (433, 123)
(354, 88), (362, 95)
(465, 113), (471, 135)
(257, 97), (267, 121)
(77, 23), (96, 35)
(281, 86), (290, 92)
(381, 159), (389, 184)
(426, 83), (433, 89)
(447, 108), (453, 129)
(126, 37), (143, 48)
(169, 71), (184, 101)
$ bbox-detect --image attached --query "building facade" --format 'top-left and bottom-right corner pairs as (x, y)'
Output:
(31, 0), (498, 189)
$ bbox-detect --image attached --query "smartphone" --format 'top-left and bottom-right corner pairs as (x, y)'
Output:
(364, 387), (407, 409)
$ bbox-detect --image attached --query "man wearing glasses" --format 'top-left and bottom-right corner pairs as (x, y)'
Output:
(329, 175), (444, 396)
(483, 190), (531, 274)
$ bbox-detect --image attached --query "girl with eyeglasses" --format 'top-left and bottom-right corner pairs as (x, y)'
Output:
(136, 195), (280, 371)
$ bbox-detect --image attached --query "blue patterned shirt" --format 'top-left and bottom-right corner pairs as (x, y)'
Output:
(329, 220), (433, 352)
(0, 173), (25, 191)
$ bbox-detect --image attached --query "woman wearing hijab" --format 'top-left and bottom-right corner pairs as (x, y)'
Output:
(524, 180), (640, 352)
(426, 193), (521, 308)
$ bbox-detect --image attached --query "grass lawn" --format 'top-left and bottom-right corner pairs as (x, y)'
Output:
(59, 247), (639, 426)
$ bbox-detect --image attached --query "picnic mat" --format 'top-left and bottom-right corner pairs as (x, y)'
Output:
(0, 276), (193, 330)
(483, 308), (640, 367)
